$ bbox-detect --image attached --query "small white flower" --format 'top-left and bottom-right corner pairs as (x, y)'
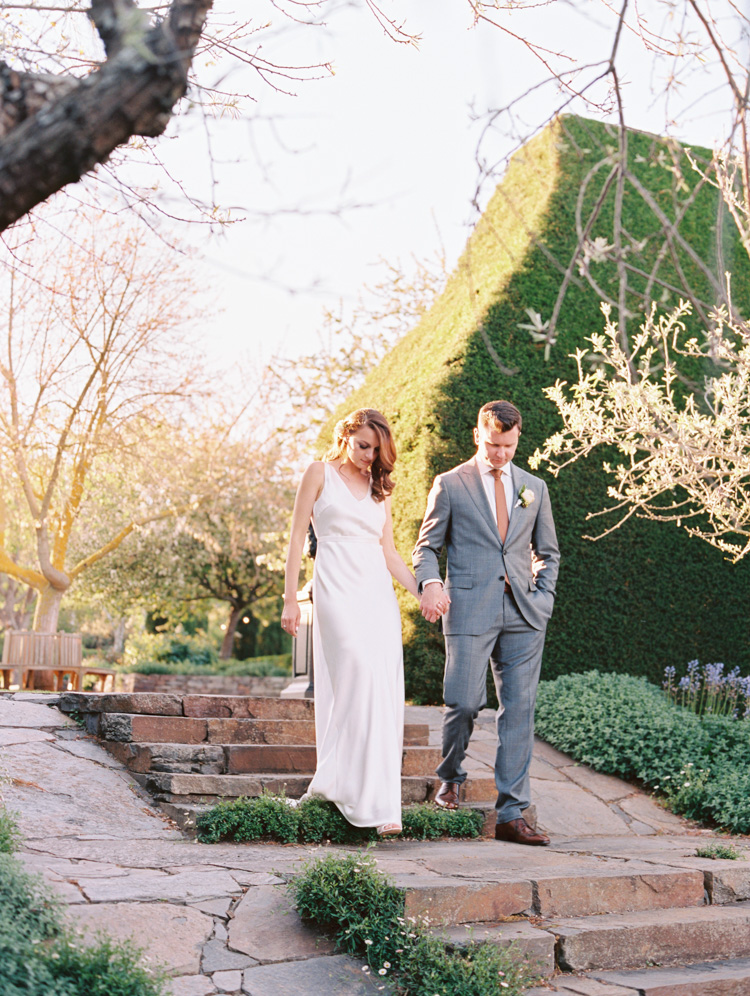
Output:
(362, 966), (370, 973)
(365, 939), (373, 945)
(379, 968), (387, 976)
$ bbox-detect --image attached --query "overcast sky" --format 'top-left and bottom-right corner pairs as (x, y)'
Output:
(155, 1), (741, 371)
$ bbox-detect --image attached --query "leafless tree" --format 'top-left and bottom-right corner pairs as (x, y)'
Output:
(0, 205), (207, 636)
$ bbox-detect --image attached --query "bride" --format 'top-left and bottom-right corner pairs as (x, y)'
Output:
(281, 409), (444, 836)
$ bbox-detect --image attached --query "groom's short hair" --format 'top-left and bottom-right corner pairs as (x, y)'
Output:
(478, 400), (522, 433)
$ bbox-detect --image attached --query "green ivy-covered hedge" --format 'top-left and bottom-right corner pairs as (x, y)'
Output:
(323, 115), (750, 704)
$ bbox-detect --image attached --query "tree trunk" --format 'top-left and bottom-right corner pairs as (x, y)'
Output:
(0, 1), (213, 232)
(33, 586), (65, 633)
(28, 585), (66, 689)
(220, 604), (244, 660)
(112, 617), (128, 656)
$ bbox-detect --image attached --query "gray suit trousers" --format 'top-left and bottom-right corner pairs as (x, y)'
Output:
(438, 589), (547, 823)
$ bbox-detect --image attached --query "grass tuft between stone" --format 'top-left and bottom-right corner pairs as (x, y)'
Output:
(695, 843), (745, 861)
(195, 794), (484, 845)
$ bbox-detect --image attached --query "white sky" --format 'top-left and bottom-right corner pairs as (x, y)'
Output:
(153, 0), (742, 371)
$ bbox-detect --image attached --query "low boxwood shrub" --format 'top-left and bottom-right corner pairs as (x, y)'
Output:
(289, 851), (535, 995)
(195, 795), (484, 845)
(535, 671), (750, 833)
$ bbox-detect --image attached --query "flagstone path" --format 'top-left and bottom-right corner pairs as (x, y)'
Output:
(2, 691), (750, 995)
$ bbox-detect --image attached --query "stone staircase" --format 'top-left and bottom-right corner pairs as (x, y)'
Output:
(399, 843), (750, 994)
(57, 691), (496, 830)
(57, 691), (750, 993)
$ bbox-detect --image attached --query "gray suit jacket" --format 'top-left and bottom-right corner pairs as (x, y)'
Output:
(413, 457), (560, 634)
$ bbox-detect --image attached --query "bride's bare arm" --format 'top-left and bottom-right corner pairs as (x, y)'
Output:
(281, 462), (325, 637)
(380, 498), (421, 601)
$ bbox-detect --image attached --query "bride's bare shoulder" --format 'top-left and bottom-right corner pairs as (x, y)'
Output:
(301, 461), (326, 486)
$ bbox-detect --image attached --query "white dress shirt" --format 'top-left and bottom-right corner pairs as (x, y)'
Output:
(423, 458), (513, 590)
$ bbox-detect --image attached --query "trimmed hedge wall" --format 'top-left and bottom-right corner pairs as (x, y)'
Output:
(323, 115), (750, 704)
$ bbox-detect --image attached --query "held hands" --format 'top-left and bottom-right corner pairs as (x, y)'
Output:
(420, 583), (450, 624)
(281, 598), (301, 638)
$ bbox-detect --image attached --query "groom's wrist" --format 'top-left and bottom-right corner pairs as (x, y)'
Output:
(423, 580), (443, 589)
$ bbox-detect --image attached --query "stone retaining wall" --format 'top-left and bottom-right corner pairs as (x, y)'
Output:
(113, 673), (291, 697)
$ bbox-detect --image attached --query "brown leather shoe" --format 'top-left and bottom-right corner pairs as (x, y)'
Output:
(494, 818), (550, 846)
(434, 782), (460, 809)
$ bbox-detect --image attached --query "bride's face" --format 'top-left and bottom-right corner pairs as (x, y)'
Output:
(345, 426), (380, 474)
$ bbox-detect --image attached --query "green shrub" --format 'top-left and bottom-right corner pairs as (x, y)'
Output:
(0, 853), (168, 996)
(535, 671), (750, 833)
(120, 631), (291, 677)
(0, 852), (63, 945)
(196, 793), (301, 844)
(400, 804), (483, 840)
(535, 671), (709, 784)
(0, 808), (21, 854)
(40, 934), (169, 996)
(195, 796), (484, 845)
(297, 798), (378, 845)
(290, 851), (405, 969)
(122, 632), (218, 672)
(398, 930), (531, 996)
(214, 655), (291, 677)
(289, 851), (534, 995)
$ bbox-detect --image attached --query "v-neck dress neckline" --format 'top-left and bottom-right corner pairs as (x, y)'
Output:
(332, 463), (371, 503)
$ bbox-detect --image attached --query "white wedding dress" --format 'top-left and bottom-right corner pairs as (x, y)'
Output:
(306, 462), (404, 827)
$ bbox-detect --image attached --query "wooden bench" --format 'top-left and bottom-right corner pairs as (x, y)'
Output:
(0, 630), (116, 692)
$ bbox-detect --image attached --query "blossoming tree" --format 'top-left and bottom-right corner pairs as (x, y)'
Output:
(531, 294), (750, 562)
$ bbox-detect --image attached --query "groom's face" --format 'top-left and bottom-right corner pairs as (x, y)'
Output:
(474, 423), (520, 470)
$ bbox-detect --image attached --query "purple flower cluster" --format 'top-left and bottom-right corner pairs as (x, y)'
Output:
(663, 660), (750, 719)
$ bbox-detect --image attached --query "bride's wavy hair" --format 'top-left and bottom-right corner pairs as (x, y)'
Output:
(325, 408), (396, 503)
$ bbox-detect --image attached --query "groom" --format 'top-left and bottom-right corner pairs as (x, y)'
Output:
(413, 400), (560, 845)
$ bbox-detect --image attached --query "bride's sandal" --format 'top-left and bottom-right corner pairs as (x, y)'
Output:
(376, 823), (402, 837)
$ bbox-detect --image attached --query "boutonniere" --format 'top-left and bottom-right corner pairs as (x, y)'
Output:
(515, 485), (535, 509)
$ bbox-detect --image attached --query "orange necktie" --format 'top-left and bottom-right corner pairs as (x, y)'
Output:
(491, 468), (509, 543)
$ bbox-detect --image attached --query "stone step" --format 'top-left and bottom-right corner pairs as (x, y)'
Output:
(595, 955), (750, 994)
(95, 713), (319, 745)
(437, 921), (555, 978)
(106, 742), (443, 777)
(400, 863), (704, 924)
(224, 744), (443, 776)
(524, 956), (750, 994)
(59, 692), (429, 744)
(131, 771), (470, 806)
(549, 901), (750, 973)
(95, 716), (427, 749)
(58, 691), (314, 720)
